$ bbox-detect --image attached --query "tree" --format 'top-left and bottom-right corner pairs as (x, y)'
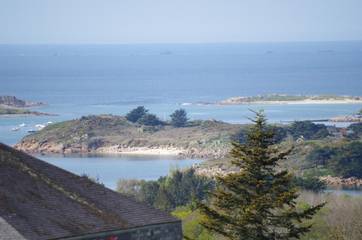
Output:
(348, 122), (362, 136)
(117, 168), (213, 211)
(288, 121), (329, 140)
(170, 109), (188, 127)
(126, 106), (148, 123)
(198, 111), (325, 240)
(329, 142), (362, 178)
(137, 113), (164, 126)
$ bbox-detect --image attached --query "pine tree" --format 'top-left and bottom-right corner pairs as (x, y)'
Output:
(198, 111), (325, 240)
(170, 109), (188, 127)
(126, 106), (148, 123)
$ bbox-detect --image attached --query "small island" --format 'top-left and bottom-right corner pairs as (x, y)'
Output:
(15, 112), (241, 158)
(194, 94), (362, 105)
(0, 95), (45, 108)
(0, 106), (56, 116)
(0, 96), (54, 116)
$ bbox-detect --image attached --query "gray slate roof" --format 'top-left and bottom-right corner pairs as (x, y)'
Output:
(0, 143), (179, 240)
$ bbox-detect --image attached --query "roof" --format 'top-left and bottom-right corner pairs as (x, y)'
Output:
(0, 143), (179, 240)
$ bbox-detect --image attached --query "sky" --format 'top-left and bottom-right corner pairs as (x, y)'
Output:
(1, 0), (362, 44)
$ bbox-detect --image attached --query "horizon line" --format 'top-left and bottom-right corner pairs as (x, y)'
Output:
(1, 39), (362, 46)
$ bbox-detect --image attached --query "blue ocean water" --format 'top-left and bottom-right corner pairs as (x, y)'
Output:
(40, 154), (201, 190)
(1, 42), (362, 189)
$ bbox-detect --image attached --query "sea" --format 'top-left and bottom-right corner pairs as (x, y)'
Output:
(1, 41), (362, 192)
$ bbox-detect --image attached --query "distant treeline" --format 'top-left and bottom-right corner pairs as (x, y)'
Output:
(232, 120), (330, 144)
(117, 168), (325, 212)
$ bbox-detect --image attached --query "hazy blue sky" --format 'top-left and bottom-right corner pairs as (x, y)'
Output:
(1, 0), (362, 44)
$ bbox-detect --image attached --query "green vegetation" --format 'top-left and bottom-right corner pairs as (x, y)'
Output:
(117, 168), (214, 211)
(299, 192), (362, 240)
(0, 105), (52, 116)
(125, 106), (164, 126)
(348, 122), (362, 137)
(137, 113), (164, 126)
(307, 141), (362, 178)
(198, 111), (324, 239)
(0, 106), (32, 115)
(293, 176), (326, 192)
(288, 121), (330, 140)
(231, 125), (287, 144)
(17, 114), (240, 157)
(170, 109), (188, 127)
(125, 106), (148, 123)
(172, 206), (215, 240)
(170, 192), (362, 240)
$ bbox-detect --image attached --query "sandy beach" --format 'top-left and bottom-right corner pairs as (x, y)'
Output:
(96, 145), (185, 156)
(217, 99), (362, 106)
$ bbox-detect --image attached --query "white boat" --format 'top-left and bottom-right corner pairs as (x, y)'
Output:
(11, 127), (21, 131)
(19, 123), (26, 127)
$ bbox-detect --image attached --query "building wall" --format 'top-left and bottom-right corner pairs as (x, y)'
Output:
(65, 222), (183, 240)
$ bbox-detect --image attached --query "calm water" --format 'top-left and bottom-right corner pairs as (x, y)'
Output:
(38, 154), (201, 190)
(1, 42), (362, 191)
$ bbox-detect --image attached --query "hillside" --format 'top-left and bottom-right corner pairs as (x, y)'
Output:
(15, 115), (243, 158)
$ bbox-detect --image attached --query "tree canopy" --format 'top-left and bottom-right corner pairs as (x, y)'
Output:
(308, 141), (362, 178)
(170, 109), (188, 127)
(137, 113), (164, 126)
(126, 106), (148, 123)
(288, 121), (329, 140)
(198, 111), (324, 240)
(117, 168), (214, 211)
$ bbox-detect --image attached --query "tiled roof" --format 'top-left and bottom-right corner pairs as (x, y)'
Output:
(0, 143), (179, 240)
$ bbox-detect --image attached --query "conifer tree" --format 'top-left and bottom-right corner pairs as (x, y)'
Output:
(198, 111), (325, 240)
(170, 109), (188, 127)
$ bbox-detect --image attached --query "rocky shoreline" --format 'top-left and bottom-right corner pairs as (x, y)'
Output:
(320, 175), (362, 187)
(194, 168), (362, 188)
(14, 141), (231, 159)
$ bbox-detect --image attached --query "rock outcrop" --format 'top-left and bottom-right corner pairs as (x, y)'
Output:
(0, 96), (45, 108)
